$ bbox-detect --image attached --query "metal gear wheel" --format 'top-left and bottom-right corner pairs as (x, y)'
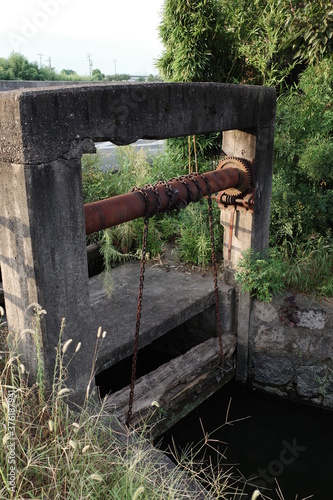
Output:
(216, 157), (252, 204)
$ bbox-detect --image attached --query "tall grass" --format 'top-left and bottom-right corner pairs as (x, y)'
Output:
(235, 236), (333, 302)
(284, 236), (333, 297)
(82, 146), (222, 272)
(176, 201), (222, 272)
(0, 313), (252, 499)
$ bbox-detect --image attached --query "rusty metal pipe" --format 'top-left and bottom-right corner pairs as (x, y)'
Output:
(84, 167), (242, 234)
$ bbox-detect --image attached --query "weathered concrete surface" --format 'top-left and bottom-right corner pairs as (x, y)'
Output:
(249, 292), (333, 409)
(0, 159), (94, 392)
(235, 290), (252, 383)
(220, 208), (253, 277)
(0, 162), (39, 374)
(0, 82), (276, 164)
(0, 82), (275, 400)
(220, 126), (275, 383)
(89, 261), (235, 374)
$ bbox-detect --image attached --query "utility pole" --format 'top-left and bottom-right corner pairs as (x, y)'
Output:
(38, 53), (43, 68)
(87, 53), (93, 77)
(48, 57), (52, 69)
(113, 58), (117, 75)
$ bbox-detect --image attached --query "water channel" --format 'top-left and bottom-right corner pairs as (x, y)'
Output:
(159, 380), (333, 499)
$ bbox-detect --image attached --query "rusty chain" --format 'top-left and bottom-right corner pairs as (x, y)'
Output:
(188, 174), (203, 200)
(178, 176), (194, 202)
(127, 188), (150, 426)
(156, 181), (178, 210)
(131, 184), (161, 215)
(127, 174), (226, 424)
(200, 174), (224, 363)
(143, 184), (161, 213)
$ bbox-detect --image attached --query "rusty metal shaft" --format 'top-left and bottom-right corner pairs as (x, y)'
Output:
(84, 167), (243, 235)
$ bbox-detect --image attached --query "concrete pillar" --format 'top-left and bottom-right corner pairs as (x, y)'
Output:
(0, 159), (93, 399)
(219, 123), (275, 382)
(220, 129), (256, 276)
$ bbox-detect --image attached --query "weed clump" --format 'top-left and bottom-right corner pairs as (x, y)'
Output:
(235, 237), (333, 302)
(0, 312), (247, 499)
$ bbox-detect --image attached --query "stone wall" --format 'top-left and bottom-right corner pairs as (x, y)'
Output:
(248, 292), (333, 409)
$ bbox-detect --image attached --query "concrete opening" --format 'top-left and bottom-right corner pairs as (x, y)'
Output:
(87, 243), (104, 277)
(0, 82), (276, 417)
(96, 305), (217, 398)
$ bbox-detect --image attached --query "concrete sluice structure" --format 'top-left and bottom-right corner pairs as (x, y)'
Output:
(0, 82), (276, 432)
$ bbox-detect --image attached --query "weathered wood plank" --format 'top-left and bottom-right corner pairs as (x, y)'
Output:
(104, 333), (236, 436)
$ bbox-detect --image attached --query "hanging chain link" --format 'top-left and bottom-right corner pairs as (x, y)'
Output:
(127, 173), (227, 424)
(188, 173), (203, 200)
(127, 189), (150, 426)
(143, 184), (161, 212)
(156, 180), (178, 210)
(178, 176), (194, 202)
(200, 174), (224, 364)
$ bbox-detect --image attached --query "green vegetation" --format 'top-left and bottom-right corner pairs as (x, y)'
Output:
(238, 57), (332, 302)
(0, 53), (134, 82)
(157, 0), (231, 83)
(243, 57), (333, 301)
(81, 151), (118, 203)
(155, 0), (333, 184)
(0, 314), (252, 499)
(272, 59), (333, 247)
(235, 249), (286, 303)
(284, 237), (333, 298)
(158, 0), (333, 88)
(176, 201), (222, 271)
(157, 0), (230, 161)
(235, 240), (333, 302)
(0, 52), (60, 81)
(158, 0), (333, 300)
(105, 73), (132, 82)
(82, 146), (222, 273)
(0, 53), (89, 81)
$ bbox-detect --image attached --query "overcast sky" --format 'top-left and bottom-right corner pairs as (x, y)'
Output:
(1, 0), (165, 76)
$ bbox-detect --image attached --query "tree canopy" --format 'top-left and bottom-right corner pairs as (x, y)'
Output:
(157, 0), (333, 87)
(0, 53), (60, 81)
(157, 0), (233, 82)
(157, 0), (333, 247)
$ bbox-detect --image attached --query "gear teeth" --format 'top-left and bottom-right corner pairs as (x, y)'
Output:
(216, 157), (252, 204)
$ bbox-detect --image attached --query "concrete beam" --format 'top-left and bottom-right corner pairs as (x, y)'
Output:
(0, 82), (275, 164)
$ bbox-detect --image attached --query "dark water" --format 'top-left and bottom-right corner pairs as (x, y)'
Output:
(159, 381), (333, 499)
